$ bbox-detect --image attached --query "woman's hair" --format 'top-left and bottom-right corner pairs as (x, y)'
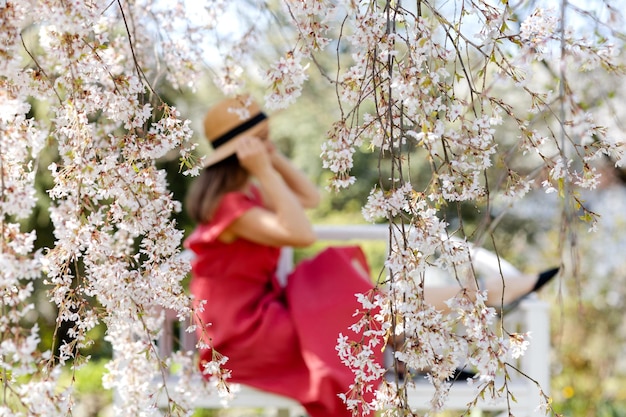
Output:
(186, 155), (249, 223)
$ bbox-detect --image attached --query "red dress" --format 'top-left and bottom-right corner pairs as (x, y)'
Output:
(185, 188), (382, 417)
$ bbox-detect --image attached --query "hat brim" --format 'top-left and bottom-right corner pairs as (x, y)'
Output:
(203, 137), (241, 167)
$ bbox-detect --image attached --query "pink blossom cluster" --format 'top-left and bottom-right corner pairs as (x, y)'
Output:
(1, 0), (210, 415)
(264, 1), (335, 108)
(508, 6), (623, 211)
(1, 2), (67, 414)
(301, 1), (625, 415)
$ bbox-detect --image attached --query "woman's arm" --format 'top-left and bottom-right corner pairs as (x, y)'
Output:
(268, 147), (321, 209)
(226, 137), (316, 248)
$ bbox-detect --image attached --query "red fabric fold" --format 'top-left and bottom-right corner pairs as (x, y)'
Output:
(186, 189), (382, 417)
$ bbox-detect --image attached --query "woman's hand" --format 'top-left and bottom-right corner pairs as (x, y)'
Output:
(236, 136), (273, 177)
(264, 139), (277, 158)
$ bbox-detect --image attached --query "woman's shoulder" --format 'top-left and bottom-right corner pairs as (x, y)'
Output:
(218, 186), (263, 213)
(185, 187), (263, 248)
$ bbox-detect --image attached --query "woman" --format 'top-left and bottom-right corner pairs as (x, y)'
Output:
(184, 94), (558, 416)
(184, 94), (381, 417)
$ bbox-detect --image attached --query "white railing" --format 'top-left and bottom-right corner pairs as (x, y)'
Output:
(156, 224), (551, 417)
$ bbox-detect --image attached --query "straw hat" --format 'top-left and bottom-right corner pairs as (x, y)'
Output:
(202, 94), (269, 167)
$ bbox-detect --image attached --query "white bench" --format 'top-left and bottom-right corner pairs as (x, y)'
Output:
(156, 224), (551, 416)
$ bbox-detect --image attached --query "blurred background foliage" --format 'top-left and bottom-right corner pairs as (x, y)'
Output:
(16, 1), (626, 416)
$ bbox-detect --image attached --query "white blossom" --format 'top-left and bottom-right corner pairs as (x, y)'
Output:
(264, 51), (310, 109)
(520, 8), (559, 52)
